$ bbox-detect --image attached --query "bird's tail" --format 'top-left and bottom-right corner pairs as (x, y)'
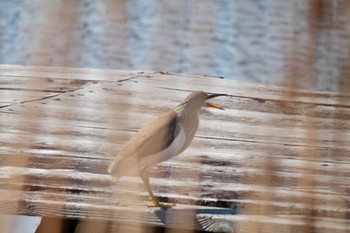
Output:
(107, 159), (121, 181)
(108, 155), (139, 181)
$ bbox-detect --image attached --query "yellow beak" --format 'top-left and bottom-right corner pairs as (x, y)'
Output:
(206, 102), (224, 110)
(206, 93), (227, 110)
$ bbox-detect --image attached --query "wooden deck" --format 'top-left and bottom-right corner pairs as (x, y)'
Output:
(0, 65), (349, 232)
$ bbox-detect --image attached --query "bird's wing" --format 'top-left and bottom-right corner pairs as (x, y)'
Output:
(122, 111), (179, 158)
(108, 111), (180, 179)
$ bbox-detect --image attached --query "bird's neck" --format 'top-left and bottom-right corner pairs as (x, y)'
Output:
(176, 109), (199, 149)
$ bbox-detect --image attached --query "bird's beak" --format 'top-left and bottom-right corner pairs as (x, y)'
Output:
(206, 93), (227, 110)
(206, 102), (224, 110)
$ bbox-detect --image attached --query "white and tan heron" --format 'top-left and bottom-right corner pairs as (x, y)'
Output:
(108, 91), (226, 209)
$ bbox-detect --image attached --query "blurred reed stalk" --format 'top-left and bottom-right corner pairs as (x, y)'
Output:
(30, 1), (81, 232)
(104, 81), (144, 233)
(239, 0), (327, 232)
(28, 0), (79, 67)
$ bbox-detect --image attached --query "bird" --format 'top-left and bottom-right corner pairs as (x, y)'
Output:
(108, 91), (226, 209)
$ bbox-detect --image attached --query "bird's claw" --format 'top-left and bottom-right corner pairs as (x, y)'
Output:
(148, 201), (176, 210)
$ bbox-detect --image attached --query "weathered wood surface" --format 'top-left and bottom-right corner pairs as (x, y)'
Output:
(0, 65), (349, 232)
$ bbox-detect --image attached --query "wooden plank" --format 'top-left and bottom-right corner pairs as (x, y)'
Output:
(0, 65), (349, 232)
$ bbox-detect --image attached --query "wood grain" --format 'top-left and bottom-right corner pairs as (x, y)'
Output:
(0, 65), (349, 232)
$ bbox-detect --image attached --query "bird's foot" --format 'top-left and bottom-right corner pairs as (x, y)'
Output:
(147, 200), (175, 210)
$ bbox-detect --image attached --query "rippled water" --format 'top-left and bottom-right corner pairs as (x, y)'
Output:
(0, 0), (349, 91)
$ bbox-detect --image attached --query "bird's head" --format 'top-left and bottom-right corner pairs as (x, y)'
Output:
(174, 91), (226, 113)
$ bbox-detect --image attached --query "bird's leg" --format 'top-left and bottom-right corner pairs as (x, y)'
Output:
(140, 169), (175, 210)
